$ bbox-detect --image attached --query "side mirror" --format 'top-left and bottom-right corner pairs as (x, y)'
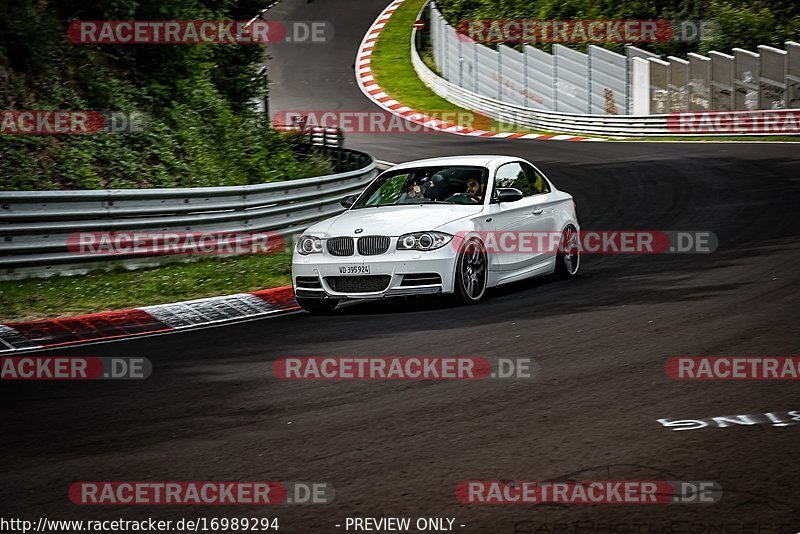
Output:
(340, 194), (357, 209)
(495, 188), (524, 203)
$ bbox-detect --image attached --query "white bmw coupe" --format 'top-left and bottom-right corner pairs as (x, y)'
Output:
(292, 155), (580, 313)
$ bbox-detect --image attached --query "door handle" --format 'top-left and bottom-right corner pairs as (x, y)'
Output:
(532, 207), (544, 215)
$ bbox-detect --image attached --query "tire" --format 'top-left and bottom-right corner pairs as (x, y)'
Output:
(454, 238), (488, 304)
(554, 225), (580, 280)
(296, 297), (340, 314)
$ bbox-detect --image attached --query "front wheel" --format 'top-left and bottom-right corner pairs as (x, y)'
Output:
(296, 297), (340, 314)
(554, 225), (580, 279)
(454, 238), (488, 304)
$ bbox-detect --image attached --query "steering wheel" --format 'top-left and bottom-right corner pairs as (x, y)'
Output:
(445, 193), (479, 204)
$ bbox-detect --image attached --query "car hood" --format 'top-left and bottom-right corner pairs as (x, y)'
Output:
(306, 205), (483, 237)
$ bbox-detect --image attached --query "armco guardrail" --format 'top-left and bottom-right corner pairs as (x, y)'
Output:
(414, 5), (799, 137)
(0, 148), (387, 280)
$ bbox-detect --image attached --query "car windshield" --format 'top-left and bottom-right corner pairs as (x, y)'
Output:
(351, 165), (489, 208)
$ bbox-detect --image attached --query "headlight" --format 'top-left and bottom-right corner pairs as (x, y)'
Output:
(396, 231), (452, 251)
(296, 235), (323, 255)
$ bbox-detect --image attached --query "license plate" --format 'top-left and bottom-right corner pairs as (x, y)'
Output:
(338, 264), (370, 275)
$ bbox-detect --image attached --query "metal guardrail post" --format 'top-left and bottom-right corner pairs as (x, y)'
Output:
(758, 45), (788, 109)
(587, 48), (592, 114)
(552, 46), (559, 112)
(787, 42), (800, 109)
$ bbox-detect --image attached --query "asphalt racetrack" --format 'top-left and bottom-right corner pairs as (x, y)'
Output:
(2, 0), (799, 531)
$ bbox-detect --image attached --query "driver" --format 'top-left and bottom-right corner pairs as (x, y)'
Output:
(446, 176), (483, 204)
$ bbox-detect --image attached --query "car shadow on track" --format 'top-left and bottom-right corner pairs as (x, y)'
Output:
(331, 272), (558, 316)
(319, 237), (796, 320)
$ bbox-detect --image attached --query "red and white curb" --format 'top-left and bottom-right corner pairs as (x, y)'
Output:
(355, 0), (602, 142)
(0, 286), (298, 353)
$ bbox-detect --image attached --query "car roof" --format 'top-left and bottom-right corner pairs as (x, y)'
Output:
(387, 155), (521, 171)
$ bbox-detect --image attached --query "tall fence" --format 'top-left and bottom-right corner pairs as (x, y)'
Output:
(0, 148), (382, 280)
(413, 21), (800, 136)
(430, 2), (800, 115)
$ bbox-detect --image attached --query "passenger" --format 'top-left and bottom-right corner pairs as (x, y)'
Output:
(423, 172), (448, 200)
(397, 180), (424, 203)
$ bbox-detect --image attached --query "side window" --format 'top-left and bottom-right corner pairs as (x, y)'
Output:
(494, 162), (533, 197)
(521, 162), (551, 195)
(365, 172), (408, 205)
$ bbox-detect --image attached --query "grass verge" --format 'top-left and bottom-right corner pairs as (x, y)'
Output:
(370, 0), (798, 143)
(369, 0), (565, 137)
(0, 252), (292, 323)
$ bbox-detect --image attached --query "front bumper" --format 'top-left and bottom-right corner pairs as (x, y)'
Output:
(292, 245), (457, 299)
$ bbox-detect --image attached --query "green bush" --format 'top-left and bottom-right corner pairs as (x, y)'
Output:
(436, 0), (798, 56)
(0, 0), (333, 190)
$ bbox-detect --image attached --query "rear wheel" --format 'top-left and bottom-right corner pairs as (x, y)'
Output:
(454, 238), (488, 304)
(554, 225), (580, 279)
(296, 297), (340, 314)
